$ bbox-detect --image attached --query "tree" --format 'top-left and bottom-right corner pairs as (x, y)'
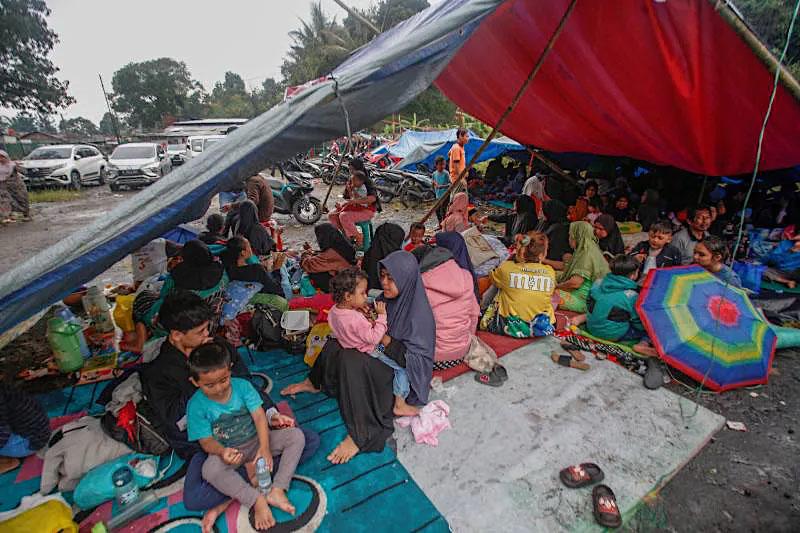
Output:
(0, 0), (74, 113)
(8, 113), (37, 132)
(737, 0), (800, 79)
(59, 116), (100, 138)
(206, 71), (252, 117)
(110, 58), (203, 129)
(99, 112), (119, 136)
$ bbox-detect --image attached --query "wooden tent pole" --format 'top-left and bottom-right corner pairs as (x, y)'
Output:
(419, 0), (580, 224)
(711, 0), (800, 102)
(528, 148), (578, 185)
(321, 138), (351, 213)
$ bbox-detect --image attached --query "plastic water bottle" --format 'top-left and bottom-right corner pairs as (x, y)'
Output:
(54, 305), (91, 358)
(106, 489), (159, 530)
(46, 317), (85, 373)
(112, 465), (139, 507)
(255, 457), (272, 494)
(82, 285), (114, 333)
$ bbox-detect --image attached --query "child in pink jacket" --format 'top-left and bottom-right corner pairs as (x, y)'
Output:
(327, 268), (410, 404)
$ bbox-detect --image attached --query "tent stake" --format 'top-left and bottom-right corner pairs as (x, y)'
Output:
(420, 0), (580, 224)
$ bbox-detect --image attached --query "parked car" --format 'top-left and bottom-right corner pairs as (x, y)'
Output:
(186, 135), (226, 159)
(19, 144), (107, 189)
(167, 142), (187, 166)
(106, 142), (172, 191)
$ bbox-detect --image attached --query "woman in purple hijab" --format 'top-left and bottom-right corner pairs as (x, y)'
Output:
(435, 231), (479, 301)
(281, 250), (435, 465)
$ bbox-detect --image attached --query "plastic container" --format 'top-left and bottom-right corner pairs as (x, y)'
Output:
(255, 457), (272, 494)
(112, 466), (139, 507)
(54, 305), (91, 358)
(46, 317), (85, 373)
(82, 286), (114, 333)
(106, 489), (158, 530)
(281, 310), (310, 334)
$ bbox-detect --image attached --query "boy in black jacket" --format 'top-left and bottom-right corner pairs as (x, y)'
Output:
(629, 220), (681, 282)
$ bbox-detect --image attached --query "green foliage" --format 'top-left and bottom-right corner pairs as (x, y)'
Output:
(0, 0), (74, 113)
(59, 116), (99, 137)
(110, 58), (204, 129)
(6, 112), (56, 133)
(29, 189), (81, 203)
(737, 0), (800, 78)
(399, 87), (457, 127)
(99, 112), (119, 136)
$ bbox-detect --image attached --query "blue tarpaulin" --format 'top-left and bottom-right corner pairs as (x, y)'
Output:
(389, 129), (524, 170)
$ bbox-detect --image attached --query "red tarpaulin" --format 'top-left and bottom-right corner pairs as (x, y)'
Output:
(435, 0), (800, 176)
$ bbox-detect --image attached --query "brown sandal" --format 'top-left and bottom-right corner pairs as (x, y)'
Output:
(592, 484), (622, 528)
(559, 463), (604, 488)
(551, 352), (590, 371)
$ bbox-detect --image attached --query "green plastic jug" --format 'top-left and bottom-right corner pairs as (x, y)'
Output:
(47, 317), (85, 373)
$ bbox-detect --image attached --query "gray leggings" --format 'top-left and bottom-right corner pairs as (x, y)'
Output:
(201, 427), (305, 507)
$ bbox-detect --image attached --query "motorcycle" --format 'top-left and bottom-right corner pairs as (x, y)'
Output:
(372, 168), (406, 203)
(265, 167), (322, 225)
(398, 172), (435, 209)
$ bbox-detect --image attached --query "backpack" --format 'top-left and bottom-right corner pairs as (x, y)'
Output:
(100, 398), (171, 456)
(250, 304), (284, 350)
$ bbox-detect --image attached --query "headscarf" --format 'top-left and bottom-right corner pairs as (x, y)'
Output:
(171, 239), (225, 290)
(364, 222), (404, 289)
(435, 231), (479, 301)
(511, 195), (538, 237)
(234, 200), (274, 254)
(411, 244), (453, 273)
(314, 223), (356, 264)
(0, 150), (14, 182)
(442, 192), (469, 233)
(379, 251), (435, 404)
(595, 214), (625, 255)
(558, 222), (610, 283)
(543, 199), (568, 226)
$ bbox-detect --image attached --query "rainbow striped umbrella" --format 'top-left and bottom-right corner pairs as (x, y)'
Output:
(636, 266), (776, 392)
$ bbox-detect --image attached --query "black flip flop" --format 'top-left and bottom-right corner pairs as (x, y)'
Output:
(559, 463), (605, 488)
(474, 370), (504, 387)
(643, 360), (664, 390)
(493, 364), (508, 381)
(592, 484), (622, 528)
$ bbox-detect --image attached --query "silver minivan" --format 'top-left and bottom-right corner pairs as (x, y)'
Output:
(107, 142), (172, 191)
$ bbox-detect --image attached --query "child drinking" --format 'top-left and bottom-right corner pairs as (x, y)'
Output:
(484, 232), (556, 337)
(629, 220), (681, 282)
(187, 341), (305, 530)
(327, 268), (413, 416)
(404, 222), (426, 252)
(693, 236), (742, 289)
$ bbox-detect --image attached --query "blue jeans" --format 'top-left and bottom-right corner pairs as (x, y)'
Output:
(0, 433), (36, 458)
(183, 427), (320, 511)
(372, 351), (410, 399)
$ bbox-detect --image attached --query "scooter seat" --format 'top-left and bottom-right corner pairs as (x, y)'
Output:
(266, 178), (284, 190)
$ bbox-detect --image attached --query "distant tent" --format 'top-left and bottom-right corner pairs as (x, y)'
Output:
(2, 0), (799, 333)
(385, 129), (525, 170)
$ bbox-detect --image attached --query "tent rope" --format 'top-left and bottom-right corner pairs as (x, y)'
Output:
(321, 77), (354, 212)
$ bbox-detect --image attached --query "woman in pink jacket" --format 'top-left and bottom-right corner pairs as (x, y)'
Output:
(412, 232), (480, 369)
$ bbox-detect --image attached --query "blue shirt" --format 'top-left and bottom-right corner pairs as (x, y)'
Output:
(187, 378), (263, 447)
(712, 265), (743, 289)
(432, 170), (450, 199)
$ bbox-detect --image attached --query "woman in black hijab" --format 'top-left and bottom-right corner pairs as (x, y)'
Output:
(593, 214), (625, 256)
(363, 223), (405, 290)
(542, 200), (571, 261)
(637, 189), (660, 232)
(233, 200), (275, 256)
(170, 239), (226, 292)
(300, 223), (356, 292)
(489, 195), (539, 245)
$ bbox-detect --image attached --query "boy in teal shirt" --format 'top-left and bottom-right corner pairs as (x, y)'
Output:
(432, 155), (451, 223)
(586, 254), (645, 342)
(187, 340), (305, 531)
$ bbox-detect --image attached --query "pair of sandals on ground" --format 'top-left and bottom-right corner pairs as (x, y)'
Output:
(560, 462), (622, 528)
(552, 341), (667, 389)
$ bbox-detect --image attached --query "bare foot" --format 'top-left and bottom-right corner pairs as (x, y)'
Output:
(267, 487), (296, 515)
(788, 280), (797, 289)
(280, 378), (320, 397)
(0, 457), (20, 475)
(253, 495), (276, 530)
(393, 396), (420, 417)
(569, 313), (587, 327)
(327, 435), (359, 464)
(633, 341), (658, 357)
(202, 500), (231, 533)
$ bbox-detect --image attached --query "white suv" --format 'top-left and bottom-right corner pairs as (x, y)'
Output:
(19, 144), (107, 189)
(107, 142), (172, 191)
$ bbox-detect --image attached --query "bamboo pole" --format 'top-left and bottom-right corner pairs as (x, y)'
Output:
(420, 0), (580, 224)
(321, 138), (351, 213)
(711, 0), (800, 103)
(332, 0), (381, 35)
(527, 148), (578, 185)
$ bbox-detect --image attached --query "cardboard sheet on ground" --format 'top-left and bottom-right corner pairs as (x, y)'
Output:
(396, 336), (724, 532)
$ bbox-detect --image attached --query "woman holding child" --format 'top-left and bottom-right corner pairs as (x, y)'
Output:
(282, 251), (435, 464)
(328, 159), (379, 248)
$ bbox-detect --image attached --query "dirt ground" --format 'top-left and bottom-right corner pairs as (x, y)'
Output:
(0, 182), (798, 531)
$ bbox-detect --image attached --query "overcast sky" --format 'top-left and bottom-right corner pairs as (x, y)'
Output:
(8, 0), (439, 124)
